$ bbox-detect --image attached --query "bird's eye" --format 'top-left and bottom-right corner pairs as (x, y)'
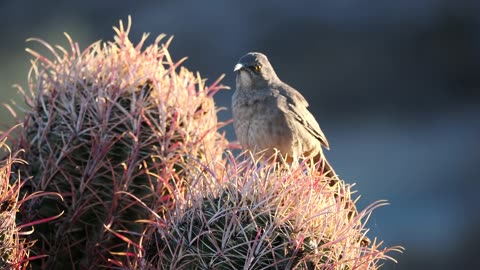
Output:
(253, 64), (262, 72)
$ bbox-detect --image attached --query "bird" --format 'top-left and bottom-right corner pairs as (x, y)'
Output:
(231, 53), (372, 246)
(231, 52), (338, 181)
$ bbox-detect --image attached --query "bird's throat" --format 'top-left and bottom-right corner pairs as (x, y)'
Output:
(236, 70), (253, 89)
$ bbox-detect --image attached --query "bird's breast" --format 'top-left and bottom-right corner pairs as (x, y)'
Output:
(232, 91), (293, 154)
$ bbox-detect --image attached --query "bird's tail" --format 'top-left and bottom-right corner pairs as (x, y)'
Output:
(312, 153), (370, 246)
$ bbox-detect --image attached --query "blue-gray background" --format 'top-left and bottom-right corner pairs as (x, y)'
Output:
(1, 1), (479, 269)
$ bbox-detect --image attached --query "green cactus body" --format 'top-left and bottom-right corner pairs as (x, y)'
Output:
(13, 18), (228, 269)
(146, 155), (401, 269)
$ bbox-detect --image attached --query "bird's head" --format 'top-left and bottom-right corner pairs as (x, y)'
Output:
(233, 52), (279, 90)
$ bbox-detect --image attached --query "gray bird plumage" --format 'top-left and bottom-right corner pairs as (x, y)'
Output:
(232, 52), (337, 179)
(231, 53), (373, 247)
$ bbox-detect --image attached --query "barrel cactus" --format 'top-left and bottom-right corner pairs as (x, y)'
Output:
(0, 126), (62, 269)
(11, 17), (228, 269)
(6, 16), (401, 270)
(146, 153), (401, 269)
(0, 129), (30, 269)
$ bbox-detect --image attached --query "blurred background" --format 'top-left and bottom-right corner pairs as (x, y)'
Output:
(1, 0), (479, 269)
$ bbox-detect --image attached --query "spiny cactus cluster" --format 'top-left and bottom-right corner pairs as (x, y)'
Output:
(146, 153), (400, 269)
(2, 17), (401, 269)
(11, 17), (228, 269)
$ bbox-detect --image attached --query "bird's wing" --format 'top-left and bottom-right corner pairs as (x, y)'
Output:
(278, 84), (330, 149)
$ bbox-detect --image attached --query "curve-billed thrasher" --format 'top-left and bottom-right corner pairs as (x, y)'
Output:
(232, 52), (337, 179)
(232, 54), (371, 245)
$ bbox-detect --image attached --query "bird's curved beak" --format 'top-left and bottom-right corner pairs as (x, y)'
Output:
(233, 63), (244, 72)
